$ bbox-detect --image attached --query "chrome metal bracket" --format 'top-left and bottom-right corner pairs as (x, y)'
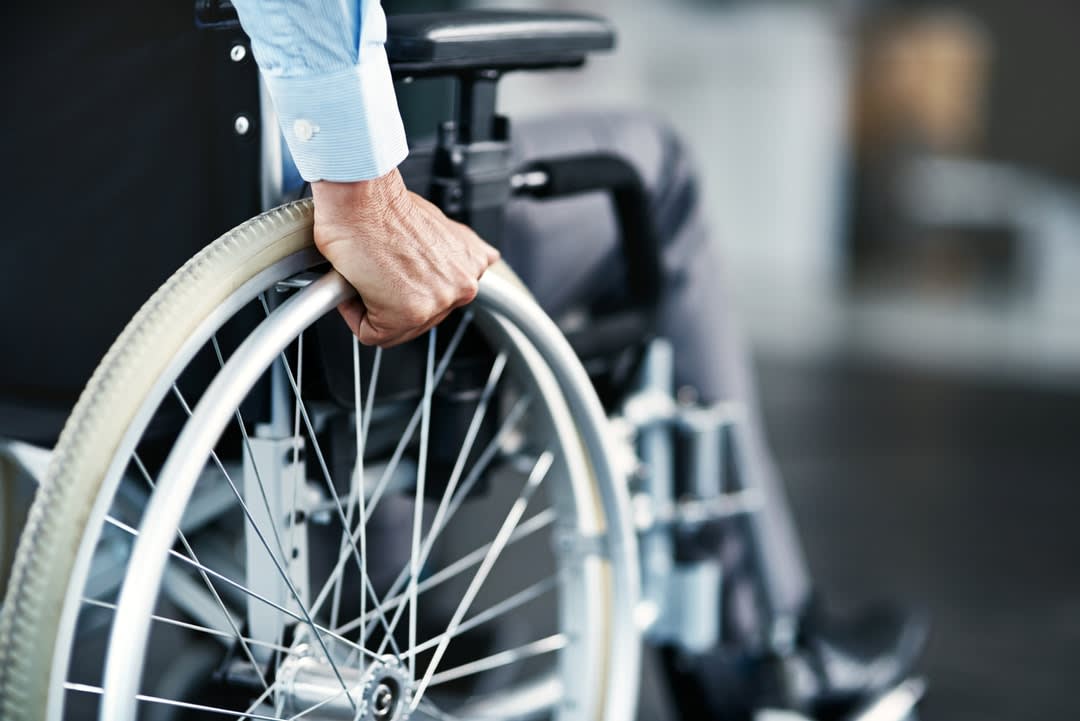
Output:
(243, 428), (310, 663)
(275, 271), (324, 292)
(552, 526), (611, 560)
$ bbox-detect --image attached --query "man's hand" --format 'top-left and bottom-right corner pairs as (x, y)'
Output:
(312, 169), (500, 348)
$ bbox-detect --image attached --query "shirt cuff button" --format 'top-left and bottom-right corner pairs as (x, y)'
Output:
(293, 119), (319, 142)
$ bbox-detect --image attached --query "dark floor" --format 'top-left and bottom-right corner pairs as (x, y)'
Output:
(754, 354), (1080, 721)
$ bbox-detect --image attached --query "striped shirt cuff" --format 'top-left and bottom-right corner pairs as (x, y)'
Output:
(262, 47), (407, 182)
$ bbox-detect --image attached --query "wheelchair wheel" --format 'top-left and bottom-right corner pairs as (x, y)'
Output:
(0, 201), (640, 721)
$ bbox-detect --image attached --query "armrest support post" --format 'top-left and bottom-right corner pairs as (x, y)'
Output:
(459, 71), (500, 143)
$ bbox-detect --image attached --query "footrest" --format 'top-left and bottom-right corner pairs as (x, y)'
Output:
(846, 678), (926, 721)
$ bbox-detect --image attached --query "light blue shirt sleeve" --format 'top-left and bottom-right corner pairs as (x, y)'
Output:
(231, 0), (408, 183)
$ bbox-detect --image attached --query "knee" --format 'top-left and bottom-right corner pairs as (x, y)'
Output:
(507, 109), (708, 293)
(587, 111), (697, 202)
(593, 111), (701, 242)
(515, 109), (699, 208)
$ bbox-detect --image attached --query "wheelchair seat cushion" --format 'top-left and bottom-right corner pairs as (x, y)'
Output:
(387, 10), (615, 75)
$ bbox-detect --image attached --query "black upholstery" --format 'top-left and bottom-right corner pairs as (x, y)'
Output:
(387, 11), (615, 75)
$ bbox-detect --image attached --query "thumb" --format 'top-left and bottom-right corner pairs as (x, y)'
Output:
(355, 313), (388, 347)
(337, 296), (368, 339)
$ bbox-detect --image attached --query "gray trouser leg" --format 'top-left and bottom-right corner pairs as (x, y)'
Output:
(501, 110), (811, 635)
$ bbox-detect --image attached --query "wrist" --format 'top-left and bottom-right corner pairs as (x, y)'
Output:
(312, 168), (409, 222)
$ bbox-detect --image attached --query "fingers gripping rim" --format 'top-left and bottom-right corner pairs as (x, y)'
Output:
(0, 201), (316, 720)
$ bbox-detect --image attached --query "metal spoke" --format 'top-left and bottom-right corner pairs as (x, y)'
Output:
(268, 331), (403, 661)
(421, 353), (507, 555)
(285, 679), (367, 721)
(130, 451), (269, 691)
(426, 634), (569, 688)
(64, 682), (285, 721)
(241, 681), (279, 720)
(333, 508), (556, 638)
(409, 328), (437, 676)
(304, 318), (474, 621)
(170, 384), (292, 574)
(209, 337), (305, 681)
(81, 597), (293, 656)
(169, 384), (355, 706)
(412, 451), (554, 707)
(102, 515), (377, 665)
(209, 337), (294, 573)
(329, 336), (365, 634)
(282, 330), (304, 679)
(358, 344), (379, 645)
(255, 296), (411, 660)
(326, 340), (378, 672)
(380, 353), (506, 655)
(352, 314), (472, 526)
(289, 332), (304, 554)
(402, 574), (562, 660)
(370, 394), (530, 657)
(331, 336), (367, 644)
(361, 346), (381, 452)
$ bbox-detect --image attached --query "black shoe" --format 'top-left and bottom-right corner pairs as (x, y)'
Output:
(777, 600), (929, 717)
(660, 600), (928, 721)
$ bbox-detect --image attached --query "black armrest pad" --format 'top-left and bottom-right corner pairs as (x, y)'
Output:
(387, 10), (615, 74)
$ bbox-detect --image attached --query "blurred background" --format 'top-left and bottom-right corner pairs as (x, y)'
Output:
(450, 0), (1079, 719)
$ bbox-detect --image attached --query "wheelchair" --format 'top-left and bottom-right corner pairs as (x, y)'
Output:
(0, 9), (924, 721)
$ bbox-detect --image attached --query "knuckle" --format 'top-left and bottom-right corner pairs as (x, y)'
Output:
(458, 276), (480, 304)
(481, 249), (499, 269)
(426, 285), (452, 311)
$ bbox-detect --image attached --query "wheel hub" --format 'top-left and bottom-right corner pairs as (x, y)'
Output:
(357, 658), (412, 721)
(276, 650), (413, 721)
